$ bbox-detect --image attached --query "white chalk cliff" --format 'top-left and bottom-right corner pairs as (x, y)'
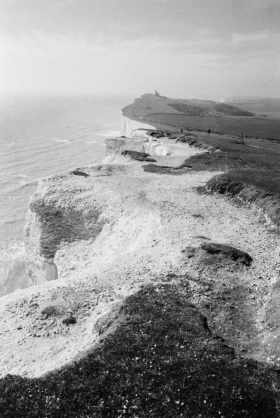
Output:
(1, 107), (280, 382)
(121, 115), (156, 137)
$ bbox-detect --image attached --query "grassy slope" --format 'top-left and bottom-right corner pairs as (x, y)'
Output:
(123, 94), (280, 140)
(146, 113), (280, 140)
(185, 135), (280, 194)
(1, 282), (280, 417)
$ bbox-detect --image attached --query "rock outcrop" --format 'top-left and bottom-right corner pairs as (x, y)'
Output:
(121, 150), (157, 162)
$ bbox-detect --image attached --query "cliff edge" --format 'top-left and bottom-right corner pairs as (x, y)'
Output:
(1, 96), (280, 416)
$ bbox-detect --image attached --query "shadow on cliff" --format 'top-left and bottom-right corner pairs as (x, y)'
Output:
(1, 282), (280, 417)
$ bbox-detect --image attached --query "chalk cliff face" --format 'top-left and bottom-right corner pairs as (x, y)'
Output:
(121, 115), (156, 137)
(24, 172), (108, 285)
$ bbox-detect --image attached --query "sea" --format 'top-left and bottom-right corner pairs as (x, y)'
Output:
(0, 94), (131, 295)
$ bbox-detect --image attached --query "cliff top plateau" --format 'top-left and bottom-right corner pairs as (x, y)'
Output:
(1, 94), (280, 417)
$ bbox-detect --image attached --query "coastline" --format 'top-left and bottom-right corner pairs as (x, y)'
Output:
(1, 95), (280, 416)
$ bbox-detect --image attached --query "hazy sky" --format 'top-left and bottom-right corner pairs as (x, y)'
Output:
(1, 0), (280, 99)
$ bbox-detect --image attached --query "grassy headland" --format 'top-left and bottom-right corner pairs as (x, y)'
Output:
(123, 94), (280, 140)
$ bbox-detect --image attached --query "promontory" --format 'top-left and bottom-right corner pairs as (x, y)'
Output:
(1, 93), (280, 417)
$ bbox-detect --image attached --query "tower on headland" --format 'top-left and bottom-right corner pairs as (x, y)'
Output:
(155, 90), (159, 96)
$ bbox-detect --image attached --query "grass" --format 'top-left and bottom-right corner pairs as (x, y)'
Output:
(143, 113), (280, 140)
(123, 94), (280, 140)
(185, 136), (280, 196)
(1, 282), (280, 417)
(169, 102), (206, 116)
(214, 104), (254, 117)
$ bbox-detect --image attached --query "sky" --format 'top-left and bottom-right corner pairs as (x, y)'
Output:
(0, 0), (280, 99)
